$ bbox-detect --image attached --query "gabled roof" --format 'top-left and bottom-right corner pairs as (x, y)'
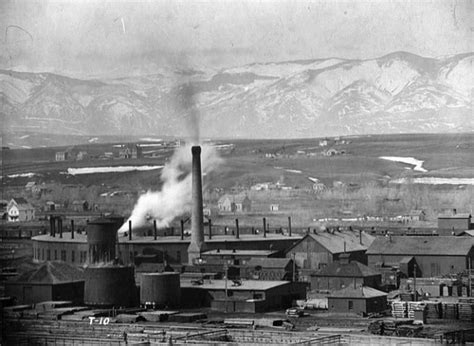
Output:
(366, 236), (474, 256)
(287, 231), (375, 254)
(13, 261), (84, 284)
(11, 197), (29, 205)
(247, 257), (292, 269)
(329, 286), (387, 299)
(9, 198), (34, 211)
(312, 261), (380, 278)
(438, 213), (471, 219)
(408, 210), (425, 216)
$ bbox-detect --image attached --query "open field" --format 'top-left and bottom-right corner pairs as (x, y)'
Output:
(2, 133), (473, 227)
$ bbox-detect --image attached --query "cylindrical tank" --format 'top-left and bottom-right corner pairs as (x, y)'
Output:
(86, 218), (118, 263)
(140, 273), (181, 308)
(84, 266), (136, 307)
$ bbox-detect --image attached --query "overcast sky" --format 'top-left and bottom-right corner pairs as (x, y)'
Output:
(1, 0), (472, 78)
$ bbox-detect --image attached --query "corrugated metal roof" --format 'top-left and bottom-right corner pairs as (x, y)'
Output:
(366, 236), (474, 256)
(329, 286), (387, 298)
(288, 231), (375, 254)
(13, 261), (84, 284)
(312, 261), (380, 278)
(181, 279), (290, 291)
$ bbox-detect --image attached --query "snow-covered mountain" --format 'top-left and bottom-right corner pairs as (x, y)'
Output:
(1, 52), (473, 139)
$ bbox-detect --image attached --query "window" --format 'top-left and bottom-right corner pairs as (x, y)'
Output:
(348, 301), (354, 310)
(177, 251), (181, 263)
(61, 250), (66, 261)
(42, 248), (44, 260)
(54, 250), (58, 260)
(47, 250), (50, 260)
(71, 251), (75, 263)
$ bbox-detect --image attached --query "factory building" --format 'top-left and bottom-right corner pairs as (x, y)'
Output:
(327, 286), (388, 315)
(284, 229), (374, 281)
(32, 233), (300, 267)
(437, 211), (472, 231)
(366, 236), (474, 277)
(310, 254), (381, 291)
(5, 261), (84, 304)
(181, 280), (307, 313)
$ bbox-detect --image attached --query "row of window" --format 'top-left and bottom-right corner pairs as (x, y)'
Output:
(34, 247), (87, 263)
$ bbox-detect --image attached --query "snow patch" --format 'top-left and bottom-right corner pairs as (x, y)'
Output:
(391, 177), (474, 185)
(379, 156), (427, 172)
(7, 173), (37, 178)
(308, 177), (320, 183)
(66, 165), (163, 175)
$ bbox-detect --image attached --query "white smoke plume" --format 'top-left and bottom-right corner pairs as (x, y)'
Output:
(118, 143), (222, 234)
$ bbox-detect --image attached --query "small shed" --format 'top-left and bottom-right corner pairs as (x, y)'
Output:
(327, 286), (387, 315)
(72, 200), (89, 212)
(5, 261), (84, 305)
(245, 258), (294, 281)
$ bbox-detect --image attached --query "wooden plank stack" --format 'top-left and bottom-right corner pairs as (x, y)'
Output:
(425, 301), (442, 319)
(391, 301), (407, 318)
(458, 298), (474, 321)
(407, 302), (426, 319)
(441, 302), (458, 320)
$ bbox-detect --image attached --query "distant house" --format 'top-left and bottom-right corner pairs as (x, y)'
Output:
(234, 195), (251, 213)
(402, 210), (426, 222)
(72, 200), (89, 212)
(217, 195), (251, 213)
(119, 144), (143, 159)
(332, 181), (346, 189)
(55, 151), (69, 161)
(270, 204), (279, 212)
(45, 201), (58, 211)
(327, 286), (388, 315)
(7, 198), (35, 222)
(25, 181), (36, 191)
(217, 195), (233, 212)
(319, 139), (328, 147)
(310, 254), (381, 291)
(312, 182), (326, 192)
(76, 151), (89, 161)
(438, 210), (471, 230)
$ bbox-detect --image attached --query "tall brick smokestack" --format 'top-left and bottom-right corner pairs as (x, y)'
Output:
(188, 146), (206, 264)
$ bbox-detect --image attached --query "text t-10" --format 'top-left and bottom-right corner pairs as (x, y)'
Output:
(89, 317), (110, 325)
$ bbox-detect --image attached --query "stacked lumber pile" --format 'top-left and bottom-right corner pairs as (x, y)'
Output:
(425, 301), (442, 319)
(458, 298), (474, 321)
(407, 302), (426, 319)
(441, 302), (458, 320)
(391, 301), (407, 318)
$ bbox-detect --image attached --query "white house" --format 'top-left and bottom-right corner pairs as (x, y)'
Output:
(7, 198), (35, 222)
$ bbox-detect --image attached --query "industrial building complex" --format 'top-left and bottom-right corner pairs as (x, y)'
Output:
(2, 145), (474, 345)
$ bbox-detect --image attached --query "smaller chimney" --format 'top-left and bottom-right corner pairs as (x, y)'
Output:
(71, 220), (74, 239)
(153, 220), (157, 240)
(359, 229), (362, 245)
(180, 220), (184, 240)
(263, 218), (267, 238)
(208, 219), (212, 240)
(128, 220), (132, 240)
(288, 216), (292, 237)
(235, 219), (240, 239)
(50, 216), (55, 237)
(58, 218), (63, 238)
(343, 240), (346, 253)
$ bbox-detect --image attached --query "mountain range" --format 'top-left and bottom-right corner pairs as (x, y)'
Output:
(1, 51), (473, 140)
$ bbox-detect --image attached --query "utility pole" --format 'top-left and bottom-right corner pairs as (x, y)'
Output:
(224, 261), (229, 313)
(413, 264), (417, 301)
(292, 253), (296, 282)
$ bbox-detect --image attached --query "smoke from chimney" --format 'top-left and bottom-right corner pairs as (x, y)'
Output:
(118, 144), (221, 234)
